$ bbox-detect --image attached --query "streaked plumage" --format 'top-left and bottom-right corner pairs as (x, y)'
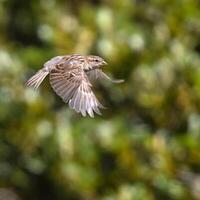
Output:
(26, 54), (123, 117)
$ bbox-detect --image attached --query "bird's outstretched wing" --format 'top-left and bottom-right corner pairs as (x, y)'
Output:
(50, 63), (104, 117)
(86, 69), (124, 83)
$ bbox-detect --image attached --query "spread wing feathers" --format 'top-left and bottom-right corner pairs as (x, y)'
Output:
(26, 69), (49, 89)
(50, 69), (80, 103)
(86, 69), (124, 83)
(69, 79), (104, 117)
(50, 67), (104, 117)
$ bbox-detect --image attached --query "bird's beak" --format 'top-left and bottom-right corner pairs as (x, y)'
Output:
(102, 60), (107, 65)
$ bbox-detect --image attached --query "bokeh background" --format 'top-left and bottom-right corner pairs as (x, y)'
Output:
(0, 0), (200, 199)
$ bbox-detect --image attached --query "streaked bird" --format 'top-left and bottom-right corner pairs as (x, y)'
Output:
(26, 54), (123, 117)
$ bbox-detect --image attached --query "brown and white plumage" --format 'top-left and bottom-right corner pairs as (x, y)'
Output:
(26, 54), (123, 117)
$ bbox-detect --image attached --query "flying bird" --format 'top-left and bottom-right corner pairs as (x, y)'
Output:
(26, 54), (123, 117)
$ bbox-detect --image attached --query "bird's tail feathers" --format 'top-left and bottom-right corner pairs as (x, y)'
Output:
(26, 69), (49, 89)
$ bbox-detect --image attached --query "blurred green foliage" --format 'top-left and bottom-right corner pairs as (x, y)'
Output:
(0, 0), (200, 199)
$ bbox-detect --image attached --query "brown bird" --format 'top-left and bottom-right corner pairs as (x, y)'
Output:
(26, 54), (123, 117)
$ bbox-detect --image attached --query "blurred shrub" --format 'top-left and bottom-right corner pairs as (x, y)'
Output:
(0, 0), (200, 199)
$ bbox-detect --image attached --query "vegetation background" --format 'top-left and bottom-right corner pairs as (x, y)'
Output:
(0, 0), (200, 199)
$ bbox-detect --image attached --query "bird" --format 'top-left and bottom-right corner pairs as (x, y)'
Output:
(26, 54), (123, 117)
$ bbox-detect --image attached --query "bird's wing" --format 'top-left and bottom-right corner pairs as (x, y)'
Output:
(50, 64), (104, 117)
(86, 69), (124, 83)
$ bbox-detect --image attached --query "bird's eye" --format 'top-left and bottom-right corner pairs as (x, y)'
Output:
(95, 59), (99, 62)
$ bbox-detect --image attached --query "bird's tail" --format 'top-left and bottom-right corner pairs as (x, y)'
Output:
(26, 69), (49, 89)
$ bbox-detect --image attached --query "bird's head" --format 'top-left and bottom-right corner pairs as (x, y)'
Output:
(87, 55), (107, 68)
